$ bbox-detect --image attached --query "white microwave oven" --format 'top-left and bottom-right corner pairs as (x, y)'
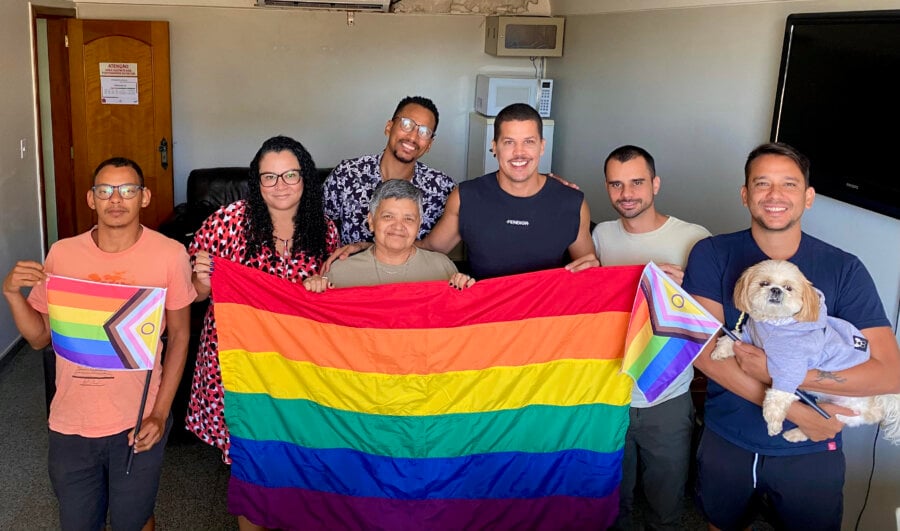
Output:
(474, 75), (553, 118)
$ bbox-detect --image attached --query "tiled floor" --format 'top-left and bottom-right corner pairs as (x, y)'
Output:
(0, 344), (236, 530)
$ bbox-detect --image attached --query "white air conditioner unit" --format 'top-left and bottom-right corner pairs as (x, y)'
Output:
(256, 0), (390, 11)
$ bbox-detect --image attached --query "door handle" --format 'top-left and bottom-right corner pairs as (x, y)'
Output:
(158, 137), (169, 170)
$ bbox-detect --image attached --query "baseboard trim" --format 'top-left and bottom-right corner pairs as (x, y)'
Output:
(0, 337), (27, 371)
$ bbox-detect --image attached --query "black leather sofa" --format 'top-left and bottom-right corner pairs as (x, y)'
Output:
(159, 167), (252, 248)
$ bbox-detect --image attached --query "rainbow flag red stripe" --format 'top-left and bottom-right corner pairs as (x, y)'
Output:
(213, 259), (643, 530)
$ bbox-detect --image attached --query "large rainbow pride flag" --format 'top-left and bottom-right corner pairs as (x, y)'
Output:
(213, 258), (642, 530)
(622, 262), (721, 403)
(46, 275), (166, 370)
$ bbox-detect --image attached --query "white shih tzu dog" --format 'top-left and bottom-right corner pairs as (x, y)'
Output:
(711, 259), (900, 443)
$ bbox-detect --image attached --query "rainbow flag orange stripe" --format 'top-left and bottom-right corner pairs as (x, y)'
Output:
(622, 262), (721, 402)
(213, 259), (643, 530)
(46, 275), (165, 370)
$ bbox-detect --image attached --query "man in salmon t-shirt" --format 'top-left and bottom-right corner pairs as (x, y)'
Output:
(3, 157), (195, 531)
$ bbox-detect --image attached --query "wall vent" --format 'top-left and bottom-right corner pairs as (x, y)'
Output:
(256, 0), (390, 11)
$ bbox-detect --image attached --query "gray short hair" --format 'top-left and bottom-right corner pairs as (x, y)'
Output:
(369, 179), (424, 220)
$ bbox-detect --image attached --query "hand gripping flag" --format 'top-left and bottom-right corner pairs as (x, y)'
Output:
(622, 262), (722, 403)
(46, 275), (166, 370)
(212, 259), (643, 530)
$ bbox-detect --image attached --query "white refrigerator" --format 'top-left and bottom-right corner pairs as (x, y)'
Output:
(466, 112), (554, 180)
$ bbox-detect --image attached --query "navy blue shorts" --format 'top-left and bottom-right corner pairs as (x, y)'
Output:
(48, 414), (172, 531)
(695, 429), (845, 531)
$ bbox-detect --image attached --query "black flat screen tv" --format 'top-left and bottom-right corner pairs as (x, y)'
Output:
(771, 10), (900, 220)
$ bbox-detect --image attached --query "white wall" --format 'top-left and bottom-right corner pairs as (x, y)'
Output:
(547, 1), (900, 529)
(75, 3), (542, 204)
(5, 0), (899, 524)
(0, 0), (71, 358)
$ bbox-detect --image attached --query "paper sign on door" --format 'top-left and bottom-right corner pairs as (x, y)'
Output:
(99, 62), (138, 105)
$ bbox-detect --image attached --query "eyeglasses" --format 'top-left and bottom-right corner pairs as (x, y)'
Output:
(91, 184), (144, 199)
(394, 117), (435, 140)
(259, 169), (302, 187)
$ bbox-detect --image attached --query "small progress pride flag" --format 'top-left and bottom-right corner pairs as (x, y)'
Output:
(622, 262), (721, 402)
(213, 259), (642, 530)
(46, 275), (165, 370)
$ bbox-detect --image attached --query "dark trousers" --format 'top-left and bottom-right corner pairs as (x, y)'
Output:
(695, 429), (844, 531)
(48, 414), (172, 531)
(612, 392), (694, 531)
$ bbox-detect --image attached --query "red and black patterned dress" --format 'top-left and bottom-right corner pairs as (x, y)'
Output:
(185, 200), (338, 462)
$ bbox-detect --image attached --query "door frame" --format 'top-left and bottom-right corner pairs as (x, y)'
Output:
(32, 4), (76, 250)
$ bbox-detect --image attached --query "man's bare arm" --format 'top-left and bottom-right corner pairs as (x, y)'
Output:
(564, 200), (599, 272)
(130, 305), (191, 453)
(419, 188), (462, 254)
(2, 261), (51, 349)
(799, 326), (900, 396)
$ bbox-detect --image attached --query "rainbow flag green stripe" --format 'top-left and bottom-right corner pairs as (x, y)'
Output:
(225, 392), (629, 458)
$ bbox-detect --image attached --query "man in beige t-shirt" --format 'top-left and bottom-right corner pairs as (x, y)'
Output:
(592, 145), (710, 531)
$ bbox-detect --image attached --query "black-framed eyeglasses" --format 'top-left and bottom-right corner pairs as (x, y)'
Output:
(91, 183), (144, 199)
(394, 117), (435, 140)
(259, 169), (302, 187)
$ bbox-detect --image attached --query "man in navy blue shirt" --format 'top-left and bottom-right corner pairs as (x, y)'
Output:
(683, 142), (900, 530)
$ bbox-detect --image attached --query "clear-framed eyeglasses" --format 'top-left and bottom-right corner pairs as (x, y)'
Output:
(259, 169), (303, 187)
(91, 183), (144, 199)
(395, 117), (435, 140)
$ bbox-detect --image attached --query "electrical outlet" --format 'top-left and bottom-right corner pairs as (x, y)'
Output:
(19, 138), (26, 159)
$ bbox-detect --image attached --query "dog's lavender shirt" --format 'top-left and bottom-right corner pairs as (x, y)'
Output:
(743, 289), (871, 394)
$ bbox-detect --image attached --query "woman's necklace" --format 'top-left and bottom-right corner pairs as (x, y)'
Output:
(372, 247), (415, 284)
(274, 234), (292, 258)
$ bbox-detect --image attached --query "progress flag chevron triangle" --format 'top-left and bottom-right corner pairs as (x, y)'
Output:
(622, 262), (722, 402)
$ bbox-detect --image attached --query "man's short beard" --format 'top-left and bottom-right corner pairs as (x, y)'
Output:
(615, 200), (650, 219)
(392, 148), (416, 164)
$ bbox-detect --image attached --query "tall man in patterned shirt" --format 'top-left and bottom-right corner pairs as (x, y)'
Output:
(324, 96), (456, 245)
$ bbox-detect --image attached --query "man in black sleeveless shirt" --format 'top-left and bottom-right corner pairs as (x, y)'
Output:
(420, 103), (598, 279)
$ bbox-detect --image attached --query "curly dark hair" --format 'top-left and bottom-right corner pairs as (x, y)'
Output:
(392, 96), (440, 134)
(244, 135), (329, 261)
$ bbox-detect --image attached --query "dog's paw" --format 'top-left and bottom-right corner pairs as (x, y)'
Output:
(710, 336), (735, 361)
(782, 428), (809, 442)
(763, 390), (796, 437)
(763, 405), (785, 436)
(766, 420), (784, 437)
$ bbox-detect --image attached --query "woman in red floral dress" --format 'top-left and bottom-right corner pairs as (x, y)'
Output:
(186, 136), (338, 529)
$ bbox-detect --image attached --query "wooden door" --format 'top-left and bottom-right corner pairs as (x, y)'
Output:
(45, 17), (76, 240)
(67, 19), (173, 232)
